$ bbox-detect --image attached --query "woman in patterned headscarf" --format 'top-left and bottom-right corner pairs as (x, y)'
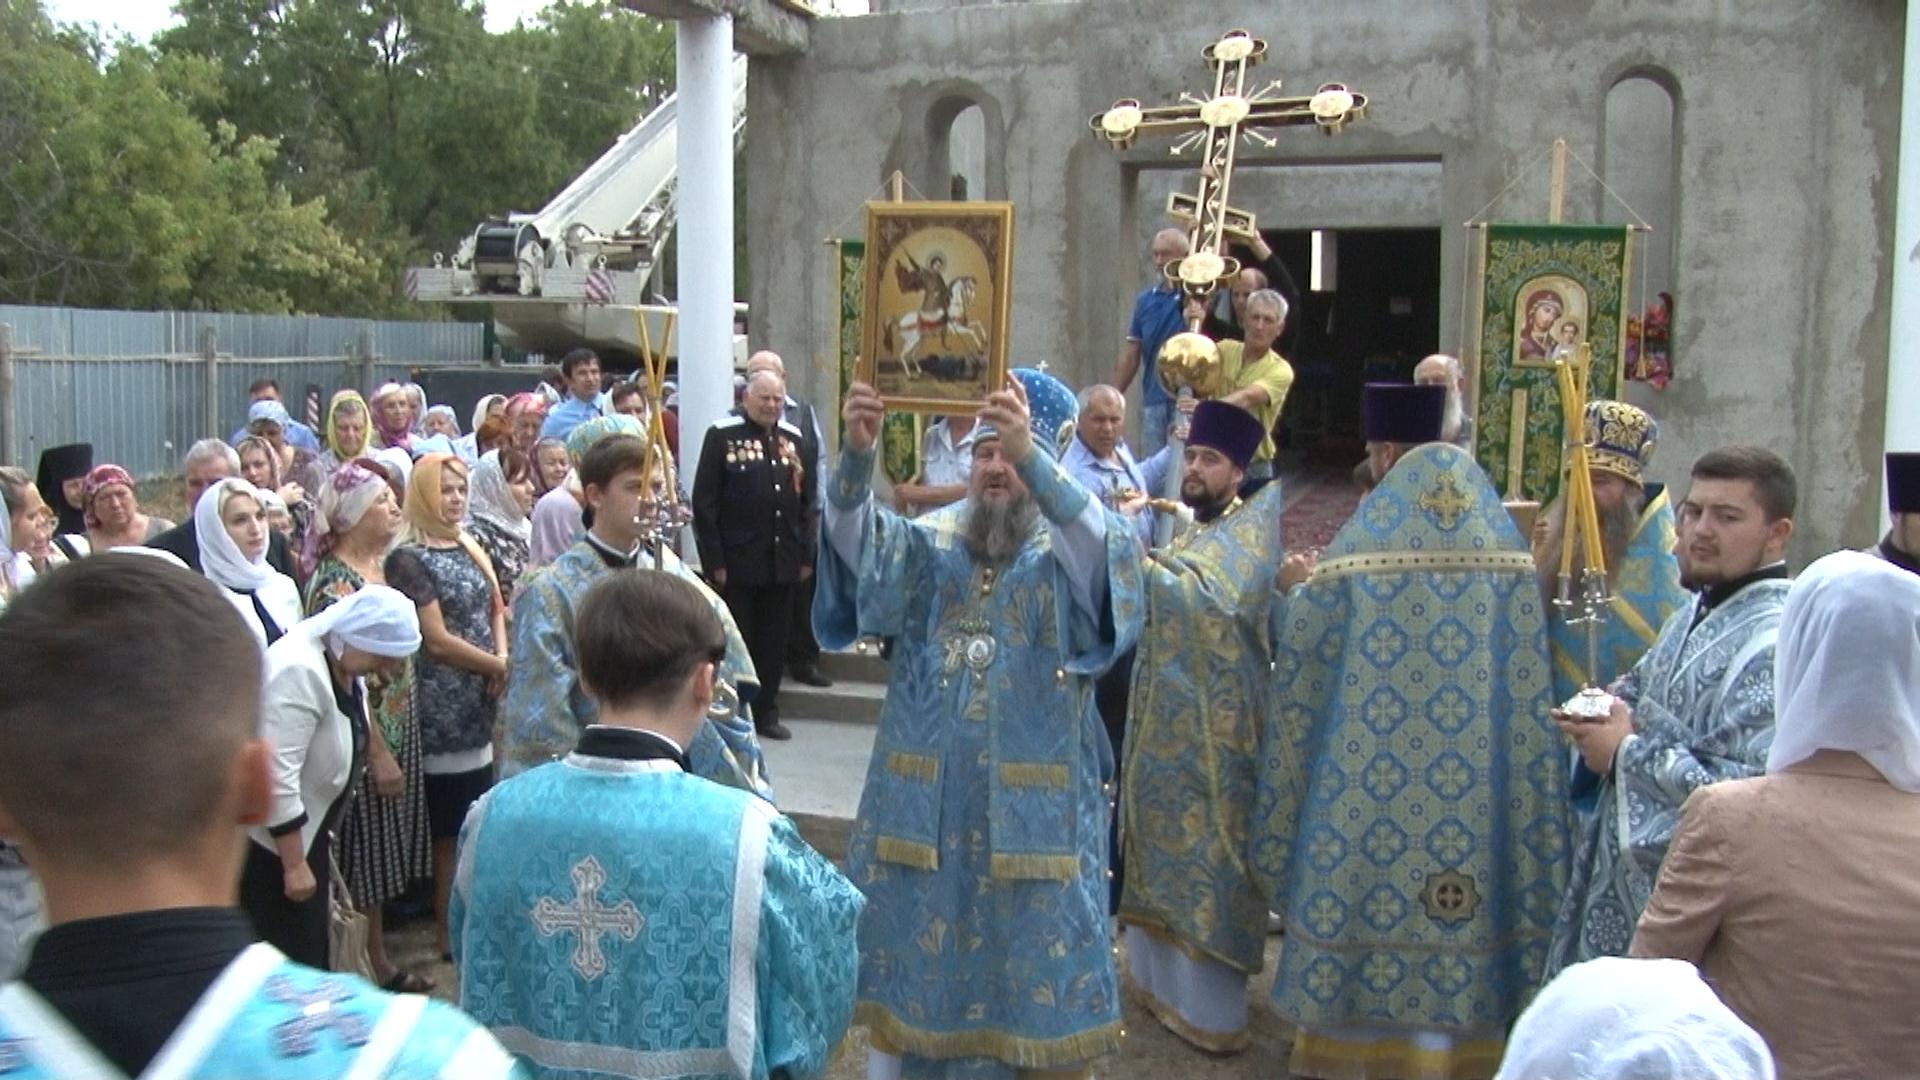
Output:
(300, 389), (374, 495)
(77, 465), (172, 554)
(302, 459), (435, 990)
(383, 453), (506, 960)
(370, 382), (415, 454)
(464, 448), (536, 601)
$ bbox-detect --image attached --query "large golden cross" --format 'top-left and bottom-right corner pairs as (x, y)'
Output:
(1090, 28), (1368, 381)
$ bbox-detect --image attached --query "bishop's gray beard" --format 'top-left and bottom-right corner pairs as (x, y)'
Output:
(964, 493), (1039, 567)
(1536, 487), (1647, 602)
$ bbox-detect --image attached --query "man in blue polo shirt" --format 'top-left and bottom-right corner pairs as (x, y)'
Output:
(541, 348), (610, 441)
(1112, 228), (1190, 458)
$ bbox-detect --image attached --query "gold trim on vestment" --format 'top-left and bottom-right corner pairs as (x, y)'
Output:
(989, 853), (1081, 881)
(1117, 915), (1260, 975)
(1119, 964), (1251, 1056)
(886, 751), (940, 782)
(855, 1003), (1120, 1070)
(1312, 550), (1539, 583)
(1288, 1028), (1505, 1080)
(998, 762), (1070, 789)
(875, 836), (939, 870)
(1280, 920), (1551, 956)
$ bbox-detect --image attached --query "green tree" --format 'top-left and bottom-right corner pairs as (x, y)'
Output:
(0, 0), (383, 311)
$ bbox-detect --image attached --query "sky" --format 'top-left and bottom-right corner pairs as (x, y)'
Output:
(40, 0), (867, 42)
(43, 0), (612, 42)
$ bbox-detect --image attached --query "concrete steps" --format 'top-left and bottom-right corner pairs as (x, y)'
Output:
(763, 717), (874, 863)
(777, 647), (889, 725)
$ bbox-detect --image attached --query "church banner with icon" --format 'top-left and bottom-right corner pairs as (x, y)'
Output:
(832, 237), (921, 485)
(1470, 223), (1633, 504)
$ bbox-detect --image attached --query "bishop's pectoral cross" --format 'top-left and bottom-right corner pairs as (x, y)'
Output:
(1091, 28), (1369, 378)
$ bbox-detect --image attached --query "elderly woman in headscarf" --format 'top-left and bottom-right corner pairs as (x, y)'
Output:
(194, 478), (302, 650)
(404, 383), (430, 436)
(301, 389), (374, 495)
(76, 465), (172, 554)
(503, 392), (547, 457)
(1631, 550), (1920, 1079)
(369, 382), (415, 454)
(530, 436), (570, 497)
(33, 442), (90, 552)
(239, 585), (421, 970)
(0, 466), (50, 611)
(383, 453), (506, 959)
(528, 413), (645, 568)
(303, 460), (434, 990)
(1496, 957), (1774, 1080)
(457, 395), (508, 463)
(422, 404), (462, 442)
(465, 448), (536, 601)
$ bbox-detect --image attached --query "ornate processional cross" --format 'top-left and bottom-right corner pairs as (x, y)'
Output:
(1090, 29), (1368, 381)
(532, 855), (645, 982)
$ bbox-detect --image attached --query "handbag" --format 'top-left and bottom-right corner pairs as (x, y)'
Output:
(327, 839), (376, 980)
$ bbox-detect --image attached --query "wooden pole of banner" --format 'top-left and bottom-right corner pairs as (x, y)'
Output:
(1548, 137), (1568, 224)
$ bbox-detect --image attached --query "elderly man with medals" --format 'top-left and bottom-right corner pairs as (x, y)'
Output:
(1253, 383), (1569, 1080)
(820, 369), (1144, 1080)
(1537, 401), (1689, 720)
(1115, 400), (1283, 1055)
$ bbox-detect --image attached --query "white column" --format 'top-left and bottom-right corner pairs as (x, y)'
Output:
(1885, 6), (1920, 530)
(675, 13), (736, 516)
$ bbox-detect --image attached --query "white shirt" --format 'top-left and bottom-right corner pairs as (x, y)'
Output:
(920, 419), (979, 488)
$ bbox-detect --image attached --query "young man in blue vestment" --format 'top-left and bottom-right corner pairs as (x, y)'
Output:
(1253, 383), (1570, 1080)
(823, 372), (1144, 1080)
(0, 554), (521, 1079)
(1544, 446), (1797, 977)
(455, 569), (862, 1079)
(502, 433), (771, 799)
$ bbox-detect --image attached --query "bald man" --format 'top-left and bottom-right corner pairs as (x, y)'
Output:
(1413, 353), (1474, 450)
(1114, 228), (1191, 459)
(744, 351), (832, 687)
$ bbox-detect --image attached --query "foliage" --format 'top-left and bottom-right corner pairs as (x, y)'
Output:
(0, 0), (677, 315)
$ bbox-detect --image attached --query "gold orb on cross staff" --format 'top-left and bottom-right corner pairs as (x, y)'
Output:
(1157, 332), (1224, 399)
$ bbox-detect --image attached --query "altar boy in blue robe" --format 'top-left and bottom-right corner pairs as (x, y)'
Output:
(0, 555), (521, 1079)
(455, 569), (862, 1079)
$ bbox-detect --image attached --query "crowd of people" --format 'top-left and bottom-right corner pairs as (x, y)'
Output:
(0, 273), (1917, 1080)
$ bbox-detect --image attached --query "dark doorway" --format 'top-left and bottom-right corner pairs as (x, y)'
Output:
(1261, 227), (1443, 464)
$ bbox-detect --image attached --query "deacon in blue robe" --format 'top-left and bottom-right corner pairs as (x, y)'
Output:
(1253, 384), (1570, 1080)
(818, 373), (1143, 1079)
(1545, 448), (1795, 976)
(499, 430), (768, 797)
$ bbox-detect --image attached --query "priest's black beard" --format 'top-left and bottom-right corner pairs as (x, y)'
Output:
(964, 493), (1039, 567)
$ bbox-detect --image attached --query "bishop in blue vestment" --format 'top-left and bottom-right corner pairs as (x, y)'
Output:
(457, 570), (861, 1080)
(1253, 385), (1570, 1080)
(818, 374), (1143, 1079)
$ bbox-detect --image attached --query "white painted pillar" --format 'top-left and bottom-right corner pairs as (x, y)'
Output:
(1885, 6), (1920, 530)
(675, 13), (736, 516)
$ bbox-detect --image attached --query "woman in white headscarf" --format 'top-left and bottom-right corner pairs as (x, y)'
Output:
(1496, 957), (1773, 1080)
(457, 394), (508, 464)
(195, 478), (302, 649)
(464, 447), (536, 600)
(1632, 550), (1920, 1079)
(238, 585), (420, 970)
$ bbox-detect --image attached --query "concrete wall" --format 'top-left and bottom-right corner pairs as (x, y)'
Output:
(747, 0), (1904, 558)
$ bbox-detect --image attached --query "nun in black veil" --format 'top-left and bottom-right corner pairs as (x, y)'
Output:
(34, 443), (92, 553)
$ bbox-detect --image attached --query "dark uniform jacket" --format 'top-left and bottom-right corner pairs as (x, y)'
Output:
(691, 411), (817, 588)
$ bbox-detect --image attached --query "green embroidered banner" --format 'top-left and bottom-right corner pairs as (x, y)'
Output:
(1471, 223), (1633, 504)
(833, 238), (920, 485)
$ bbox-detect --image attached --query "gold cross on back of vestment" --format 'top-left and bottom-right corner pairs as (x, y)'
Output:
(1090, 29), (1368, 305)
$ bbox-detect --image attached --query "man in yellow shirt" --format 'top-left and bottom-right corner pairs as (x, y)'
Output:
(1207, 288), (1294, 480)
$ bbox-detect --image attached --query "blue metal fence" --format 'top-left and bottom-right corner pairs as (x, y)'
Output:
(1, 304), (488, 476)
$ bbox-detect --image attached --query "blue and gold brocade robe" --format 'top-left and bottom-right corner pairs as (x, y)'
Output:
(452, 756), (862, 1079)
(1253, 443), (1570, 1040)
(814, 445), (1143, 1071)
(1547, 488), (1687, 704)
(1118, 479), (1285, 975)
(1544, 575), (1790, 976)
(499, 541), (772, 798)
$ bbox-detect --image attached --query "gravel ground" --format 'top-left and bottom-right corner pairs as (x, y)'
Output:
(391, 912), (1297, 1079)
